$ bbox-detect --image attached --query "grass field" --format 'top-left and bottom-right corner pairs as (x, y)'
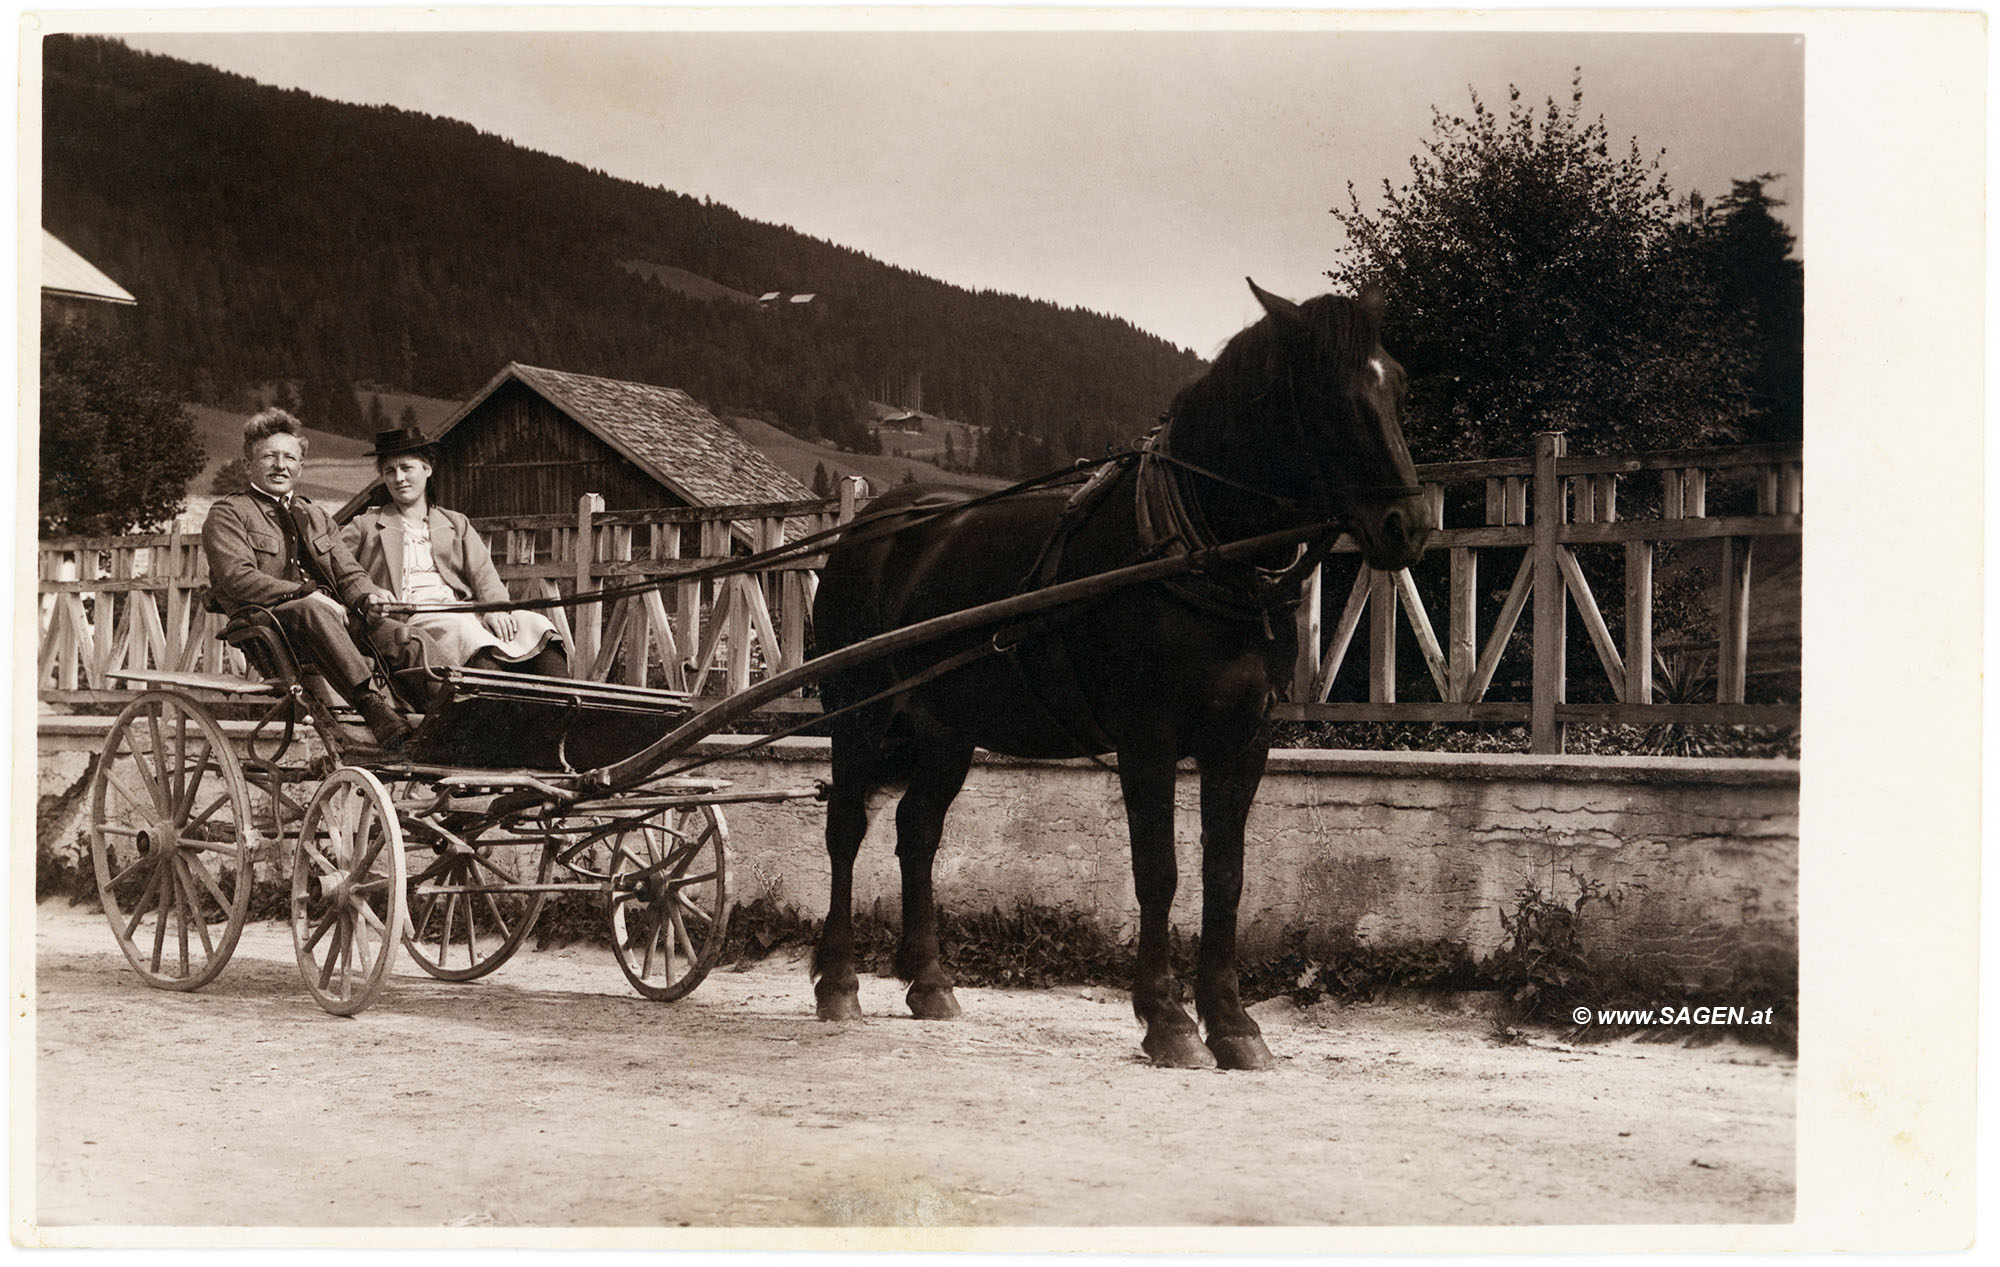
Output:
(723, 413), (1010, 495)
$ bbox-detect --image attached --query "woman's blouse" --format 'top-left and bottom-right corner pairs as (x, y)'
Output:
(397, 514), (461, 604)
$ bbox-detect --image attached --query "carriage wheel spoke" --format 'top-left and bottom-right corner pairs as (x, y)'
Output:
(123, 740), (168, 817)
(181, 786), (232, 839)
(149, 870), (171, 971)
(673, 888), (715, 927)
(141, 706), (170, 808)
(341, 910), (358, 990)
(665, 905), (693, 978)
(176, 858), (216, 958)
(168, 858), (191, 974)
(180, 837), (246, 854)
(122, 861), (166, 939)
(408, 852), (450, 886)
(172, 733), (216, 823)
(170, 709), (190, 815)
(464, 850), (527, 887)
(100, 767), (153, 816)
(459, 885), (479, 965)
(107, 848), (153, 891)
(303, 905), (340, 953)
(480, 890), (514, 941)
(639, 906), (662, 979)
(437, 893), (459, 963)
(183, 851), (234, 910)
(349, 827), (387, 887)
(357, 902), (387, 937)
(299, 838), (340, 876)
(317, 922), (340, 990)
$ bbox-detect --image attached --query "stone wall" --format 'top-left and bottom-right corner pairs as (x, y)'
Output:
(37, 727), (1797, 976)
(686, 741), (1798, 974)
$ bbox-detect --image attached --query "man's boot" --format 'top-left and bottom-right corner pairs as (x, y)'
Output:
(353, 686), (414, 750)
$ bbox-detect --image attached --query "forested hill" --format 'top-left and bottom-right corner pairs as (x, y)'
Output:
(42, 36), (1207, 476)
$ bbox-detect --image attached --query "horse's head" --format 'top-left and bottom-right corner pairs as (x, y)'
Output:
(1245, 279), (1433, 571)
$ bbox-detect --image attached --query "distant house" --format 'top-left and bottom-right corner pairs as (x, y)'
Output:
(41, 229), (136, 328)
(339, 362), (812, 520)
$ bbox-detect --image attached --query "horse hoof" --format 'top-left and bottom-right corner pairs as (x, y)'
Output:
(1142, 1031), (1218, 1069)
(907, 985), (962, 1020)
(815, 984), (864, 1022)
(1208, 1033), (1278, 1071)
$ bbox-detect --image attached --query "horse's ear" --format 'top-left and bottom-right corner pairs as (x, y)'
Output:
(1356, 284), (1387, 326)
(1247, 278), (1308, 335)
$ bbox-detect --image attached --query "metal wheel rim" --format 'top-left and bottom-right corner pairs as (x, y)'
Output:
(88, 689), (255, 991)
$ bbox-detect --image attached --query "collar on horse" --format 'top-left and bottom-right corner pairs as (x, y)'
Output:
(1131, 422), (1333, 630)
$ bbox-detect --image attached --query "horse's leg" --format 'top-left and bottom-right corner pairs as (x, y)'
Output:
(812, 730), (874, 1022)
(1194, 742), (1278, 1071)
(894, 732), (974, 1020)
(1119, 741), (1215, 1069)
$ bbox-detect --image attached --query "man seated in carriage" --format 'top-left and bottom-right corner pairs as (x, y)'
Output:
(201, 409), (427, 750)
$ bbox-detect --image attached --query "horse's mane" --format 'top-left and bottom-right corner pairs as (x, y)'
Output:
(1166, 292), (1380, 429)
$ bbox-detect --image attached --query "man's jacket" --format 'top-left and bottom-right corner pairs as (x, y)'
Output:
(201, 491), (382, 613)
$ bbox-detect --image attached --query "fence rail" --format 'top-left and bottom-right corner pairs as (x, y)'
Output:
(37, 437), (1800, 754)
(35, 483), (863, 715)
(1280, 433), (1801, 752)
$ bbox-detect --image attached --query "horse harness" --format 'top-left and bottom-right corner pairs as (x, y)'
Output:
(994, 418), (1352, 760)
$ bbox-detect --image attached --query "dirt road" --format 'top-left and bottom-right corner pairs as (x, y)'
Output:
(27, 902), (1793, 1231)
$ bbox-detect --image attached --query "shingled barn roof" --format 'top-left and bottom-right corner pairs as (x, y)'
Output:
(440, 362), (812, 507)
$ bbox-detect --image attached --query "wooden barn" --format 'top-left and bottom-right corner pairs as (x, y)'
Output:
(343, 362), (812, 518)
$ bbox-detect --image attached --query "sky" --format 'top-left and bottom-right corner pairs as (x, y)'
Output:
(108, 22), (1803, 357)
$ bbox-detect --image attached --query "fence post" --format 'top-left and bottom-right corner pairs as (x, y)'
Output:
(1718, 537), (1753, 704)
(1531, 431), (1567, 754)
(573, 493), (604, 675)
(1624, 540), (1654, 704)
(1292, 560), (1322, 703)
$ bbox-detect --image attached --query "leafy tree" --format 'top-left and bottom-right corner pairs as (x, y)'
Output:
(1328, 75), (1752, 461)
(40, 320), (205, 535)
(210, 457), (249, 495)
(367, 393), (389, 432)
(1700, 177), (1802, 444)
(811, 461), (832, 498)
(398, 403), (420, 428)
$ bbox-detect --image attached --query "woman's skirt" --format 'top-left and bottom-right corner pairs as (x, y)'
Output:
(410, 609), (561, 668)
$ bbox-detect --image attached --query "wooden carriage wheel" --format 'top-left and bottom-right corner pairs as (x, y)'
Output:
(88, 690), (256, 991)
(290, 767), (407, 1016)
(605, 804), (731, 1001)
(403, 831), (553, 982)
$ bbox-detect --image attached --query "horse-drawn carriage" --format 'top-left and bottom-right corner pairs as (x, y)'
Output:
(87, 623), (823, 1015)
(83, 283), (1431, 1067)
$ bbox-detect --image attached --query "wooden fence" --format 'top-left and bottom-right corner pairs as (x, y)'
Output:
(35, 483), (863, 716)
(1279, 434), (1802, 752)
(37, 438), (1800, 754)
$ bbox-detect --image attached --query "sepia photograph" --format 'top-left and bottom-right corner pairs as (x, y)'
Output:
(12, 4), (1982, 1251)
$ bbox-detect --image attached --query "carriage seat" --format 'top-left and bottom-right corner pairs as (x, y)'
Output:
(209, 595), (434, 716)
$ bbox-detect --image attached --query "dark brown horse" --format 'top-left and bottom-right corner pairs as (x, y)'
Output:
(809, 281), (1433, 1069)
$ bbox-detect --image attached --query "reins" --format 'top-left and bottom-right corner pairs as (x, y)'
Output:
(375, 456), (1122, 620)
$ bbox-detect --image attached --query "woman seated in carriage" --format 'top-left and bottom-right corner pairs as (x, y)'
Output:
(342, 426), (570, 678)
